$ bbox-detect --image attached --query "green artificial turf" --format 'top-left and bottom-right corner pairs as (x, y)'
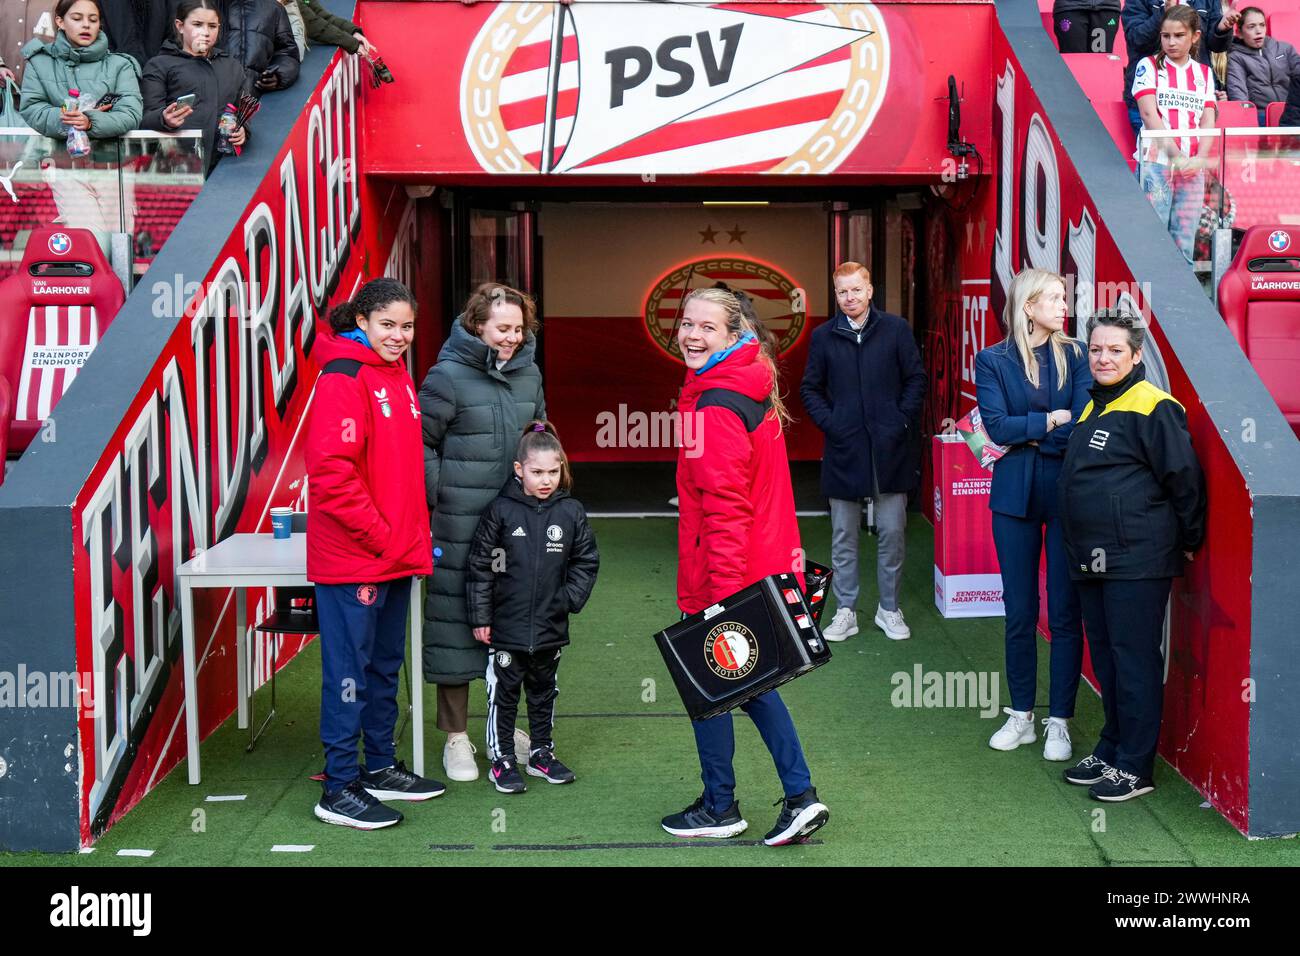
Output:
(3, 518), (1297, 867)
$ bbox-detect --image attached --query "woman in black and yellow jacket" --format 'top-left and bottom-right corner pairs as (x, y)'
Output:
(1057, 309), (1206, 803)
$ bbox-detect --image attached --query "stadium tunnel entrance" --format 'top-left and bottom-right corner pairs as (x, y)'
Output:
(389, 184), (949, 515)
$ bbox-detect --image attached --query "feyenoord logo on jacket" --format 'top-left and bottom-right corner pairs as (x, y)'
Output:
(461, 1), (889, 175)
(645, 256), (805, 359)
(704, 622), (758, 680)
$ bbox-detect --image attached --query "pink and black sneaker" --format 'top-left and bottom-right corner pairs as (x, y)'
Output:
(490, 756), (527, 794)
(526, 747), (576, 785)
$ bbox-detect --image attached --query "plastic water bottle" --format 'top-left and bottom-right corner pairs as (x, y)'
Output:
(64, 88), (91, 159)
(215, 103), (239, 155)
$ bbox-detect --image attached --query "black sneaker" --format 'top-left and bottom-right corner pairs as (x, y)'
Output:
(314, 779), (403, 830)
(661, 794), (748, 838)
(763, 787), (829, 846)
(360, 760), (446, 802)
(1063, 753), (1112, 786)
(526, 748), (576, 784)
(1088, 766), (1156, 802)
(489, 756), (527, 794)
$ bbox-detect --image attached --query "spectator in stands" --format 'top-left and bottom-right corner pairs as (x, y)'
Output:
(168, 0), (300, 91)
(1123, 0), (1238, 140)
(276, 1), (307, 60)
(1226, 7), (1300, 124)
(1133, 4), (1218, 263)
(141, 0), (251, 172)
(0, 56), (15, 85)
(100, 0), (172, 67)
(1052, 0), (1121, 54)
(1282, 71), (1300, 126)
(1057, 309), (1205, 803)
(19, 0), (143, 142)
(297, 0), (376, 58)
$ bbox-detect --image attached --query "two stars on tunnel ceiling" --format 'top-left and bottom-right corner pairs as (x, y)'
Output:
(699, 225), (747, 244)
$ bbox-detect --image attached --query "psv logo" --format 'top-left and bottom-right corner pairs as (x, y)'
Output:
(703, 621), (758, 680)
(461, 2), (889, 175)
(644, 256), (805, 360)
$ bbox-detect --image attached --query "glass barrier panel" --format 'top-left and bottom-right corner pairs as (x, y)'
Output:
(119, 130), (205, 281)
(1219, 127), (1300, 250)
(0, 128), (203, 285)
(1136, 128), (1223, 284)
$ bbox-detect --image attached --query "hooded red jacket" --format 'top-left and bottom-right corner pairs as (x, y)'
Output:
(676, 340), (804, 614)
(306, 328), (433, 584)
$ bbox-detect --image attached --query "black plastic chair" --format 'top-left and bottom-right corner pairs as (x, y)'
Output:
(248, 512), (415, 753)
(248, 512), (317, 751)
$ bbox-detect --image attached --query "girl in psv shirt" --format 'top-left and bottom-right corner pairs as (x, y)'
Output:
(306, 278), (445, 830)
(1133, 4), (1219, 265)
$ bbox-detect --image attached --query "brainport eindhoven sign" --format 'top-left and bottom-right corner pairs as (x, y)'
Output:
(461, 1), (890, 175)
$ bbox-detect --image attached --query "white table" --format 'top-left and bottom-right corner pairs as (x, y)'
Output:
(176, 533), (425, 784)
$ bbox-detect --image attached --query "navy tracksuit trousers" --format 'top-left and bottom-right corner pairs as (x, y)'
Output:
(990, 452), (1084, 717)
(692, 690), (813, 815)
(1076, 577), (1173, 779)
(316, 579), (410, 792)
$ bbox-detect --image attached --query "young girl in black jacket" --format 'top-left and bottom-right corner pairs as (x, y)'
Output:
(142, 0), (252, 172)
(466, 421), (600, 795)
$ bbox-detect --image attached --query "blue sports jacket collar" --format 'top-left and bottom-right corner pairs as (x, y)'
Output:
(695, 329), (756, 375)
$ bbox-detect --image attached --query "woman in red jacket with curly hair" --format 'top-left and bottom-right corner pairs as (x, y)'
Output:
(306, 278), (444, 830)
(660, 287), (830, 847)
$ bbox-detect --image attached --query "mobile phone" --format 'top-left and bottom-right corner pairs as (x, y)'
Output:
(94, 92), (123, 109)
(174, 93), (197, 109)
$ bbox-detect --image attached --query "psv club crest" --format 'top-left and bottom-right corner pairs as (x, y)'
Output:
(461, 1), (890, 175)
(645, 255), (806, 360)
(704, 621), (759, 680)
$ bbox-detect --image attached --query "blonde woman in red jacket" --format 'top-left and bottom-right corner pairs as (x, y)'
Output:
(661, 287), (830, 846)
(306, 278), (444, 830)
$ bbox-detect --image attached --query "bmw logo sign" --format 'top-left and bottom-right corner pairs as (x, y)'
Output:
(48, 232), (72, 255)
(1267, 229), (1291, 253)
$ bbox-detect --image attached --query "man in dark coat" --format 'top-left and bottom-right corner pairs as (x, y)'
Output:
(167, 0), (299, 90)
(1121, 0), (1238, 140)
(100, 0), (172, 67)
(800, 262), (927, 643)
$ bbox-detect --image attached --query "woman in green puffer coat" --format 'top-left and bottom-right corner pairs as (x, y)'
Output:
(419, 282), (546, 783)
(20, 0), (143, 143)
(20, 0), (143, 234)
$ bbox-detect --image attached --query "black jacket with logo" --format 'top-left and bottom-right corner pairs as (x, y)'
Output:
(1058, 365), (1206, 581)
(466, 478), (599, 653)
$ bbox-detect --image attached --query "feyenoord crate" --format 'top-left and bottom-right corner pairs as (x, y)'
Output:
(654, 564), (833, 721)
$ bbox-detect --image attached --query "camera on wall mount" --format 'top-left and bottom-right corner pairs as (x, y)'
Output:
(946, 74), (977, 181)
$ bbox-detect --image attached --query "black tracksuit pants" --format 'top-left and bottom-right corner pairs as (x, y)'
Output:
(484, 646), (562, 761)
(1076, 577), (1173, 779)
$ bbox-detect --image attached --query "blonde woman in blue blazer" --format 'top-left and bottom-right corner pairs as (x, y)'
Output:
(974, 269), (1090, 761)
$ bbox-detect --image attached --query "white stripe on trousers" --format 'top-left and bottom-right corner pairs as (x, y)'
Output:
(484, 655), (501, 761)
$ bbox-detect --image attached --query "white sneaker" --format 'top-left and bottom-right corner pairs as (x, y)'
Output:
(1043, 717), (1072, 762)
(822, 608), (859, 642)
(874, 605), (911, 641)
(442, 732), (479, 782)
(988, 707), (1036, 751)
(514, 728), (531, 765)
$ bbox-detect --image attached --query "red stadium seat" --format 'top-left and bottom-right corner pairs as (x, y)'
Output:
(1220, 101), (1261, 127)
(1217, 225), (1300, 436)
(0, 228), (125, 471)
(1265, 100), (1288, 127)
(1061, 53), (1134, 161)
(1270, 13), (1300, 49)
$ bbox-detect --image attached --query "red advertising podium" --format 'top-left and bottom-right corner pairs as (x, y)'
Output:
(933, 434), (1004, 617)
